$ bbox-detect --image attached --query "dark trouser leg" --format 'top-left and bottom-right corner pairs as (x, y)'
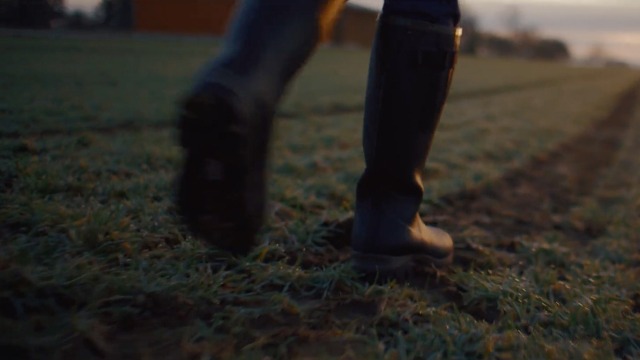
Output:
(177, 0), (345, 253)
(352, 0), (461, 275)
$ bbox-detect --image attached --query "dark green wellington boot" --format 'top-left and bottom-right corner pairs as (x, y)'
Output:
(177, 0), (345, 253)
(351, 12), (461, 276)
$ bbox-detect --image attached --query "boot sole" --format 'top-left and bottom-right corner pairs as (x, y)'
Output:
(352, 251), (453, 281)
(176, 96), (256, 254)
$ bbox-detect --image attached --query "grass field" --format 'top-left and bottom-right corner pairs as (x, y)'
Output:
(2, 34), (640, 359)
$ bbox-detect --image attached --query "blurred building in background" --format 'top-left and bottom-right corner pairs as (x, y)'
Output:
(132, 0), (378, 47)
(133, 0), (235, 35)
(332, 3), (378, 47)
(0, 0), (378, 47)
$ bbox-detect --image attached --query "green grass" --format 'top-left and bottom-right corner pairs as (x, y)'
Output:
(1, 34), (640, 359)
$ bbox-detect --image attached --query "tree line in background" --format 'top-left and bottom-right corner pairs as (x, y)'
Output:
(459, 7), (571, 62)
(0, 0), (132, 30)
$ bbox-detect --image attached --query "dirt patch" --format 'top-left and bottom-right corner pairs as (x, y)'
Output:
(435, 80), (640, 255)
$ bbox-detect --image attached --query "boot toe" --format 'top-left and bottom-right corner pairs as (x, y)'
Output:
(420, 225), (454, 260)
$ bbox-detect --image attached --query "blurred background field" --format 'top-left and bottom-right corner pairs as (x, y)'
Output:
(1, 35), (640, 358)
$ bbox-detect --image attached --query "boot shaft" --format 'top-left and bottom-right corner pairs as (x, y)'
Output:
(359, 13), (461, 196)
(353, 12), (460, 254)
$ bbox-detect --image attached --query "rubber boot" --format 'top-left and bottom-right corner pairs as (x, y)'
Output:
(351, 12), (461, 276)
(177, 0), (345, 253)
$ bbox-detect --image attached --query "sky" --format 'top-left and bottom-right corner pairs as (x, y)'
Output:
(66, 0), (640, 65)
(460, 0), (640, 65)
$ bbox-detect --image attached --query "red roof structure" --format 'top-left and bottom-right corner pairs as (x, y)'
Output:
(132, 0), (378, 47)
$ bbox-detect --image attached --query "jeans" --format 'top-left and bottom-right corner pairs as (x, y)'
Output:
(192, 0), (461, 120)
(382, 0), (461, 26)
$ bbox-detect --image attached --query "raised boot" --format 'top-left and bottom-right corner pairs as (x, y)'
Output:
(177, 0), (345, 253)
(351, 12), (461, 276)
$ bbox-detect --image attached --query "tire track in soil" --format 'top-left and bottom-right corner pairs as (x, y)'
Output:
(433, 79), (640, 262)
(278, 75), (590, 119)
(326, 82), (640, 248)
(430, 79), (640, 322)
(323, 80), (639, 264)
(2, 74), (601, 140)
(317, 79), (640, 323)
(326, 80), (640, 251)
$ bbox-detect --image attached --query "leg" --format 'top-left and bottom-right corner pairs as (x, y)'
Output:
(177, 0), (346, 253)
(351, 0), (461, 276)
